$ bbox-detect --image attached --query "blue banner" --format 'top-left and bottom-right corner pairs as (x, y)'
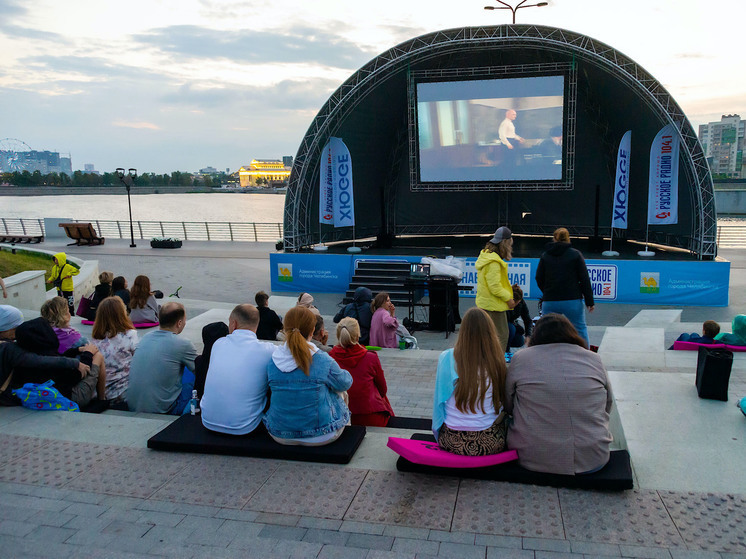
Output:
(331, 137), (355, 228)
(271, 254), (729, 307)
(648, 124), (680, 225)
(612, 131), (631, 229)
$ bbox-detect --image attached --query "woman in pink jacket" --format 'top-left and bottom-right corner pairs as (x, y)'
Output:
(369, 292), (399, 348)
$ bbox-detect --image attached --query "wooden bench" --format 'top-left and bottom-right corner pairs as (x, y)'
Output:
(59, 222), (105, 246)
(0, 234), (44, 244)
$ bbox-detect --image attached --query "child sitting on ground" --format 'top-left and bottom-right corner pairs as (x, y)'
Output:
(41, 296), (107, 400)
(506, 285), (533, 350)
(675, 319), (721, 345)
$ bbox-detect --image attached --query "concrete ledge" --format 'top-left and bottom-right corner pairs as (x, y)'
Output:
(0, 243), (99, 311)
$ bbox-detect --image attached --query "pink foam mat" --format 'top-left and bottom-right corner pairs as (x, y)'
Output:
(387, 437), (518, 468)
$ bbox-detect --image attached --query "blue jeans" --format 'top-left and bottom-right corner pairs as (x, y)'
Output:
(172, 368), (195, 415)
(542, 299), (589, 348)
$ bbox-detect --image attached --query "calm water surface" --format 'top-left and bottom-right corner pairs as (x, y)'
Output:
(4, 193), (286, 223)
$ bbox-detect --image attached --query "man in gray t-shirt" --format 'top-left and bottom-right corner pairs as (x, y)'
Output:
(127, 302), (197, 414)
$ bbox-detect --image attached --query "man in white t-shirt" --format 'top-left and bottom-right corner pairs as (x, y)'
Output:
(200, 304), (276, 435)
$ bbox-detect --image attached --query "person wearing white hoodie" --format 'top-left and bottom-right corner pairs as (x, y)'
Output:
(264, 306), (352, 446)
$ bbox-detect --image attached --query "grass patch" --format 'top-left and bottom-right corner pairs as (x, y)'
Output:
(0, 249), (55, 281)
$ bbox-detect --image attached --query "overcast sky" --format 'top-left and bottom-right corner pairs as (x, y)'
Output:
(1, 0), (742, 174)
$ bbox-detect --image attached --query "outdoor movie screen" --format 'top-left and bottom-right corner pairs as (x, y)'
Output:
(416, 75), (565, 183)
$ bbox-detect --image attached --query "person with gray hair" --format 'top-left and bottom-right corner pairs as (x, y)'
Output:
(201, 304), (276, 435)
(127, 302), (197, 413)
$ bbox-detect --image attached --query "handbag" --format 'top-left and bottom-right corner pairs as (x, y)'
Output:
(76, 292), (94, 318)
(12, 380), (80, 412)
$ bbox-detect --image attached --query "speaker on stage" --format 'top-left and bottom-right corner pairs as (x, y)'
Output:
(427, 276), (461, 332)
(695, 346), (732, 401)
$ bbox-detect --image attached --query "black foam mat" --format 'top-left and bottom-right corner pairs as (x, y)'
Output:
(386, 416), (431, 430)
(147, 414), (366, 465)
(396, 434), (633, 490)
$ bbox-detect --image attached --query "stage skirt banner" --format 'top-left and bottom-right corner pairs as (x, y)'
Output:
(319, 139), (334, 226)
(647, 124), (680, 225)
(319, 137), (355, 228)
(270, 254), (729, 307)
(612, 131), (632, 229)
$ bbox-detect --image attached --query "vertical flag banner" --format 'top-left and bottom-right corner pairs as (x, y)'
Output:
(612, 131), (631, 229)
(330, 137), (355, 228)
(647, 124), (680, 225)
(319, 140), (334, 225)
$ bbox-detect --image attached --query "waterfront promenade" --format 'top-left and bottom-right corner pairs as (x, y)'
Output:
(1, 239), (746, 558)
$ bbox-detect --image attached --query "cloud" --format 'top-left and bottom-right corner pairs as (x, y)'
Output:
(21, 55), (163, 82)
(0, 0), (25, 17)
(112, 120), (161, 130)
(133, 25), (377, 68)
(0, 24), (69, 43)
(674, 53), (709, 60)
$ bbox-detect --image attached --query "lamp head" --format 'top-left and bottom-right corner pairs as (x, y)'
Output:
(115, 168), (125, 179)
(128, 168), (137, 179)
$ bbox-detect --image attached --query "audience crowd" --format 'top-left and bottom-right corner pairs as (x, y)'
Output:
(8, 258), (746, 477)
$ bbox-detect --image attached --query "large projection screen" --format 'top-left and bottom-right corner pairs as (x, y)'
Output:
(409, 63), (576, 191)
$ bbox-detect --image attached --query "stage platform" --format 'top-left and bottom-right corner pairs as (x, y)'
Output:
(271, 234), (730, 306)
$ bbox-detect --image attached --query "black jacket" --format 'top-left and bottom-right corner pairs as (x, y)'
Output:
(256, 306), (283, 341)
(10, 318), (83, 399)
(506, 299), (533, 337)
(87, 282), (112, 320)
(333, 287), (373, 345)
(535, 242), (594, 307)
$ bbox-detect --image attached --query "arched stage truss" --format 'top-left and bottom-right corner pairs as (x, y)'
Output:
(283, 25), (715, 259)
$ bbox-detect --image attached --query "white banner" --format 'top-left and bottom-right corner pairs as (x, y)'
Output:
(319, 140), (334, 226)
(331, 137), (355, 228)
(612, 131), (631, 229)
(647, 124), (680, 225)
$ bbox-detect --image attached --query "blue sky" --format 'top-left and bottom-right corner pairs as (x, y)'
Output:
(0, 0), (742, 173)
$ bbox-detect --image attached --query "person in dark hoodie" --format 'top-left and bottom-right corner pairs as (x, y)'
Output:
(329, 317), (394, 426)
(87, 271), (114, 320)
(193, 321), (229, 396)
(12, 317), (98, 407)
(535, 227), (594, 348)
(333, 286), (374, 346)
(255, 291), (283, 341)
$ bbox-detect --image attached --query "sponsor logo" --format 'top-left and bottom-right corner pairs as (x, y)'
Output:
(640, 272), (660, 294)
(587, 264), (617, 300)
(278, 263), (293, 283)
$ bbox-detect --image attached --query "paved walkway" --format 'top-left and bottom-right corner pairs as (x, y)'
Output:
(2, 240), (746, 558)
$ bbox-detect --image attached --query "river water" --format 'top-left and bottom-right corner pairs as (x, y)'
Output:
(3, 193), (286, 223)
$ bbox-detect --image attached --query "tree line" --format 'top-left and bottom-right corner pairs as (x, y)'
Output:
(0, 170), (233, 188)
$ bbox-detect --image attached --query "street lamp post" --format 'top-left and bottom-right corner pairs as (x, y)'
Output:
(116, 167), (138, 248)
(484, 0), (548, 24)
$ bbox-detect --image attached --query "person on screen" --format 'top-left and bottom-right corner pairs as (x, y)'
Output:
(498, 109), (524, 150)
(538, 125), (563, 162)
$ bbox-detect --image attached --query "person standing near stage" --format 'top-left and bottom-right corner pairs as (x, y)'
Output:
(47, 252), (79, 316)
(475, 226), (516, 353)
(535, 227), (594, 348)
(498, 109), (524, 150)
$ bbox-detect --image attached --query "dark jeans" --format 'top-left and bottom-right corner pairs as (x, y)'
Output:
(59, 290), (75, 315)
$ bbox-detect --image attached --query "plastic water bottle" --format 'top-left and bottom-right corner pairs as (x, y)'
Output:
(188, 390), (200, 415)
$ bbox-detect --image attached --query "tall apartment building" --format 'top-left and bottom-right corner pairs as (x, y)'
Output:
(698, 114), (745, 178)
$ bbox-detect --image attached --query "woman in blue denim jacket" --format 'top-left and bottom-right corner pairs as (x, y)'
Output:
(264, 306), (352, 446)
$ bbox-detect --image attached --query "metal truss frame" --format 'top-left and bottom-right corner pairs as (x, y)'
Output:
(284, 25), (715, 258)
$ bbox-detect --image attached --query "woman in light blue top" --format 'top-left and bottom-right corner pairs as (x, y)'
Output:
(264, 306), (352, 446)
(432, 307), (508, 456)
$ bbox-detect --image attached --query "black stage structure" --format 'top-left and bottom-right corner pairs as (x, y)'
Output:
(283, 25), (715, 260)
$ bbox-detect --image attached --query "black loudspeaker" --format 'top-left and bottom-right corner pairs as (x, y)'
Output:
(695, 346), (733, 401)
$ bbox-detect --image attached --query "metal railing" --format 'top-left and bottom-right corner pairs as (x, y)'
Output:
(1, 217), (744, 248)
(0, 218), (283, 242)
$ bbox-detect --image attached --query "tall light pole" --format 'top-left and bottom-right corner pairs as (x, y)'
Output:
(116, 168), (138, 248)
(484, 0), (548, 24)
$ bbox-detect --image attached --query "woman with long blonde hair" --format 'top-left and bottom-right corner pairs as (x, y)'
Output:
(264, 306), (352, 446)
(432, 307), (507, 456)
(92, 297), (138, 402)
(329, 317), (394, 426)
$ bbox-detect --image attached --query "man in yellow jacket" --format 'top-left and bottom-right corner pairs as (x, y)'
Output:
(475, 226), (516, 353)
(47, 252), (79, 315)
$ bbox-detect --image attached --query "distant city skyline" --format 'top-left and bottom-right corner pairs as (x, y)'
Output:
(1, 0), (743, 174)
